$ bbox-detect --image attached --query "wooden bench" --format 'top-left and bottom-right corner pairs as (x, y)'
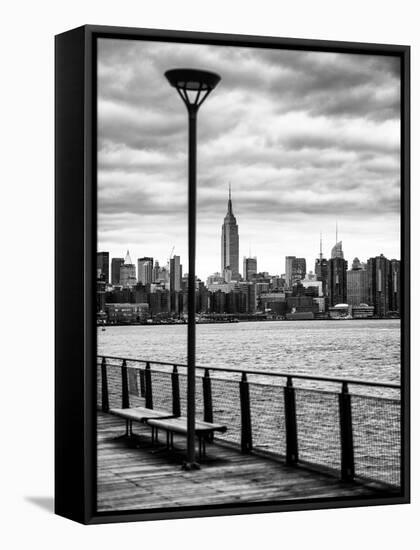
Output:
(146, 417), (227, 459)
(109, 406), (174, 437)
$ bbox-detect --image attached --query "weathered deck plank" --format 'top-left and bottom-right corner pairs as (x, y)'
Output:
(97, 413), (393, 512)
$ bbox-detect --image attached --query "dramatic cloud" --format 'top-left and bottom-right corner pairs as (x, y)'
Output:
(97, 39), (400, 278)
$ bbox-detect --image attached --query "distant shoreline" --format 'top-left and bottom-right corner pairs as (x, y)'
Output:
(98, 317), (400, 328)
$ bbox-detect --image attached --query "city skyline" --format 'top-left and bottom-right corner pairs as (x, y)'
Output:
(97, 39), (400, 280)
(98, 185), (400, 282)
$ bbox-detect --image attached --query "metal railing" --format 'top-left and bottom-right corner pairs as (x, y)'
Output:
(97, 355), (401, 488)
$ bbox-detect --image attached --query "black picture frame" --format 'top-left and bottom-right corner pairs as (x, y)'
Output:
(55, 24), (410, 525)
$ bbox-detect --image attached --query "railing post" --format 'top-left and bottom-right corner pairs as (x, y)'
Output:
(339, 382), (355, 481)
(172, 365), (181, 417)
(139, 368), (145, 397)
(240, 372), (253, 453)
(284, 376), (298, 465)
(145, 362), (153, 409)
(121, 359), (129, 409)
(203, 369), (213, 424)
(101, 357), (109, 413)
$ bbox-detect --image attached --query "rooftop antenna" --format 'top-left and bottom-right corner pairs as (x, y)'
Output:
(335, 221), (338, 245)
(320, 232), (323, 260)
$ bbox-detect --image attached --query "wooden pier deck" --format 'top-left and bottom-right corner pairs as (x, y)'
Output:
(97, 412), (392, 512)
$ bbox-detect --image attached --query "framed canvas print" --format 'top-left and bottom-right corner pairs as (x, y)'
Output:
(55, 25), (410, 524)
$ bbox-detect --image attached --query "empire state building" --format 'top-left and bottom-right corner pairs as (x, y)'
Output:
(221, 185), (239, 280)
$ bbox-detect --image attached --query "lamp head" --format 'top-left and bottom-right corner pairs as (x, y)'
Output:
(165, 68), (221, 110)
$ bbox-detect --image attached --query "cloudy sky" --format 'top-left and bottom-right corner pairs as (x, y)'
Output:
(97, 38), (400, 280)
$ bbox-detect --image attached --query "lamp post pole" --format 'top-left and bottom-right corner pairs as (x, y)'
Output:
(187, 106), (197, 467)
(165, 69), (221, 469)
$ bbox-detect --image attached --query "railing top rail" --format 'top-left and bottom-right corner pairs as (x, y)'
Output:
(98, 354), (401, 389)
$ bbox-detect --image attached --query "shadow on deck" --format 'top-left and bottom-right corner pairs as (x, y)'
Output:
(97, 412), (395, 512)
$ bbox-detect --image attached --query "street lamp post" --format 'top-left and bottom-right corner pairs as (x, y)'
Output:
(165, 68), (221, 469)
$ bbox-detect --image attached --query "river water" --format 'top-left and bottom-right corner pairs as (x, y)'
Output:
(98, 319), (400, 384)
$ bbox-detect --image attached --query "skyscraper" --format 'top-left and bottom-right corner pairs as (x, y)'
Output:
(243, 256), (257, 281)
(347, 259), (368, 306)
(137, 257), (153, 285)
(285, 256), (295, 288)
(291, 258), (307, 286)
(367, 254), (391, 317)
(315, 235), (328, 297)
(120, 250), (136, 288)
(170, 255), (182, 292)
(97, 252), (109, 283)
(111, 257), (124, 285)
(389, 259), (401, 313)
(221, 185), (239, 280)
(327, 239), (347, 306)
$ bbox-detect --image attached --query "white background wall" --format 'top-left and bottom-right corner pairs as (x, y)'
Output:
(1, 1), (417, 547)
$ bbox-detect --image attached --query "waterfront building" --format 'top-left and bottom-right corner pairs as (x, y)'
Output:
(96, 279), (106, 312)
(329, 303), (350, 319)
(221, 185), (239, 280)
(170, 255), (182, 292)
(313, 297), (326, 313)
(327, 255), (348, 306)
(347, 260), (368, 306)
(111, 257), (124, 285)
(367, 254), (391, 317)
(225, 289), (247, 314)
(286, 295), (315, 313)
(133, 283), (148, 304)
(209, 289), (226, 313)
(237, 281), (257, 313)
(291, 257), (307, 286)
(120, 250), (137, 288)
(243, 256), (257, 281)
(197, 282), (210, 313)
(285, 256), (295, 288)
(137, 257), (153, 285)
(149, 288), (171, 317)
(352, 304), (375, 319)
(105, 302), (149, 324)
(170, 291), (182, 315)
(97, 251), (109, 283)
(390, 259), (401, 313)
(260, 292), (286, 315)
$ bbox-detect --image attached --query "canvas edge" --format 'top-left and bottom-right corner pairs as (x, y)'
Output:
(54, 24), (410, 526)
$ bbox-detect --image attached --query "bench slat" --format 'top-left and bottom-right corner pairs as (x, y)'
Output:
(146, 417), (227, 435)
(110, 407), (173, 422)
